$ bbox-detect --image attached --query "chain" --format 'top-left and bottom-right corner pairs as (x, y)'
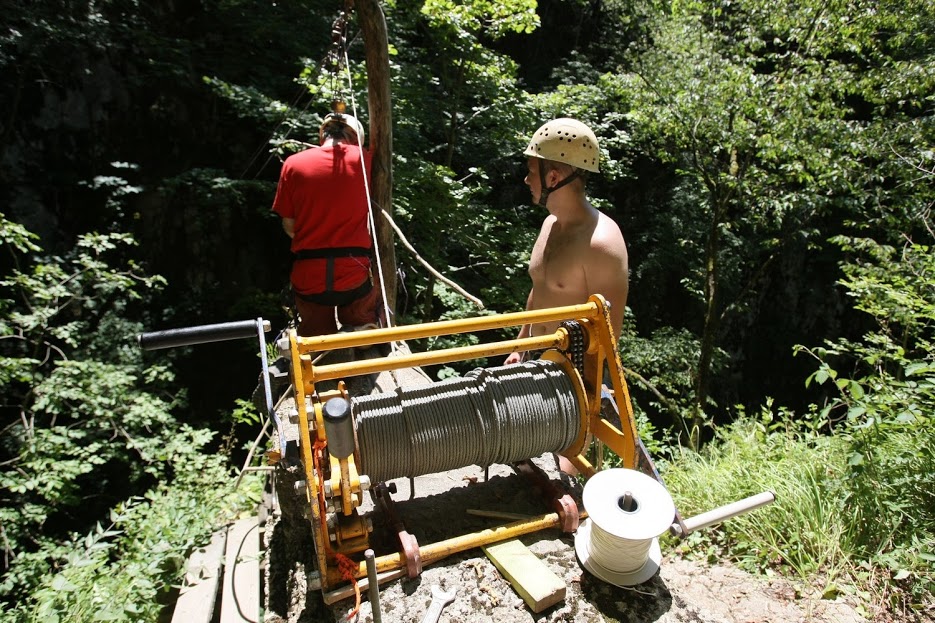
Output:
(561, 320), (586, 379)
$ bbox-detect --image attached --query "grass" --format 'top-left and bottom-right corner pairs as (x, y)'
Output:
(658, 405), (934, 620)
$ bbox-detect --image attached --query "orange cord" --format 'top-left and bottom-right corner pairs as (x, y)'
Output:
(312, 439), (330, 538)
(335, 552), (362, 619)
(318, 439), (361, 620)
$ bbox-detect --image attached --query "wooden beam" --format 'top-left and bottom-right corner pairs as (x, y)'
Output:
(482, 539), (566, 613)
(220, 517), (261, 623)
(357, 0), (397, 316)
(171, 529), (227, 623)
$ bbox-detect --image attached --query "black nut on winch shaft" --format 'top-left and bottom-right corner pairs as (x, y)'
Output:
(323, 397), (355, 459)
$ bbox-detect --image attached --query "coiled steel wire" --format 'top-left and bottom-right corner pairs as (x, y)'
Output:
(352, 359), (581, 482)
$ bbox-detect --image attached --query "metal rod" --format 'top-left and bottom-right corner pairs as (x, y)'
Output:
(308, 333), (567, 383)
(297, 302), (598, 352)
(365, 549), (382, 623)
(466, 509), (533, 521)
(138, 319), (270, 350)
(254, 318), (287, 457)
(670, 491), (776, 538)
(327, 511), (564, 585)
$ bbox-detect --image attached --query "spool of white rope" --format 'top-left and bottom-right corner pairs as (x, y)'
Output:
(575, 468), (675, 586)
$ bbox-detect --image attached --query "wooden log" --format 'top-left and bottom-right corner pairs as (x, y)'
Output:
(482, 539), (566, 613)
(357, 0), (397, 315)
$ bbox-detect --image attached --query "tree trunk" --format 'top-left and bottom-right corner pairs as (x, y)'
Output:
(691, 202), (724, 450)
(357, 0), (397, 318)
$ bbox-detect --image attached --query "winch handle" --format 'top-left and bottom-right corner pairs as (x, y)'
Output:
(670, 490), (776, 538)
(138, 319), (271, 351)
(137, 318), (287, 458)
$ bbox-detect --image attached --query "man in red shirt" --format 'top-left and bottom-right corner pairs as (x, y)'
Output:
(272, 113), (381, 336)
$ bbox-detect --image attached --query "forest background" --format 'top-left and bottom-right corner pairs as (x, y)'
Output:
(1, 0), (933, 621)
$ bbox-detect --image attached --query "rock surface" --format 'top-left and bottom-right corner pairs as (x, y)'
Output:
(263, 459), (868, 623)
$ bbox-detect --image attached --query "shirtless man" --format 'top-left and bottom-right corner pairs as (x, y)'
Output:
(505, 118), (629, 365)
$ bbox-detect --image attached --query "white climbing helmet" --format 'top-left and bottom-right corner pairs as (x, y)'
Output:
(320, 112), (365, 144)
(523, 117), (600, 173)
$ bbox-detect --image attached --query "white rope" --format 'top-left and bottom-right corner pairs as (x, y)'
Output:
(342, 47), (397, 344)
(576, 468), (675, 587)
(587, 521), (655, 575)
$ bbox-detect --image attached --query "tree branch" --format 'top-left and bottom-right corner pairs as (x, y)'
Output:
(379, 208), (484, 309)
(620, 364), (692, 440)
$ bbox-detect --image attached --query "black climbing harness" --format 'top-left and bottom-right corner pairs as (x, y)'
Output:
(293, 246), (374, 306)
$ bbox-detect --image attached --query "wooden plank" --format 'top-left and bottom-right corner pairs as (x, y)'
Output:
(220, 517), (261, 623)
(482, 539), (566, 613)
(171, 529), (228, 623)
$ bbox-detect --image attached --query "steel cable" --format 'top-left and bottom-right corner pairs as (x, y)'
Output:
(352, 359), (581, 482)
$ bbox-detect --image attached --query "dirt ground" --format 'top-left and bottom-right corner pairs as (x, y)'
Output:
(261, 348), (876, 623)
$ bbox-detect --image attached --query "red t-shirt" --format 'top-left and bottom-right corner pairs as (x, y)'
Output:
(272, 144), (373, 294)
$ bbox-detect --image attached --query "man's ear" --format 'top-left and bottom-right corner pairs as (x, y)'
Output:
(545, 168), (559, 188)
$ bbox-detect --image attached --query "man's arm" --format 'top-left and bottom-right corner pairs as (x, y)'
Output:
(504, 289), (535, 364)
(587, 240), (629, 342)
(281, 217), (295, 239)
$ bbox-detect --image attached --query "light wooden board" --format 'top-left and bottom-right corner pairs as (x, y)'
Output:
(171, 529), (227, 623)
(482, 538), (566, 613)
(220, 517), (261, 623)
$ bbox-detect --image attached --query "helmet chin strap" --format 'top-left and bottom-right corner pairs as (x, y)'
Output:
(536, 158), (582, 207)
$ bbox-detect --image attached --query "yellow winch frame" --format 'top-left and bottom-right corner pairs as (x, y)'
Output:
(280, 294), (641, 592)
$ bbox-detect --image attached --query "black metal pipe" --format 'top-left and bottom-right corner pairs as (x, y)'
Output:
(138, 319), (269, 350)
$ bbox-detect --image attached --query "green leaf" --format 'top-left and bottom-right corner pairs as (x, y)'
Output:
(821, 583), (840, 599)
(50, 575), (77, 592)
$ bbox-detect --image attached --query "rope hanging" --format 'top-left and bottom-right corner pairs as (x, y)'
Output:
(352, 359), (581, 483)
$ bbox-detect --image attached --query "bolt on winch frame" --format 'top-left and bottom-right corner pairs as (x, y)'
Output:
(137, 294), (774, 604)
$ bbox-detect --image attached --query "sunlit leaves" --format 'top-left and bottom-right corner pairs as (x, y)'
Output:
(0, 216), (194, 612)
(795, 226), (935, 607)
(421, 0), (540, 39)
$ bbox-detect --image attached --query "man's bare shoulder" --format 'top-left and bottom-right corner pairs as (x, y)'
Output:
(591, 212), (627, 254)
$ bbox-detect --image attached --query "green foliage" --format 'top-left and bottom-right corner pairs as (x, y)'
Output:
(1, 436), (259, 623)
(664, 403), (849, 577)
(382, 1), (542, 320)
(618, 310), (727, 443)
(664, 211), (935, 613)
(421, 0), (540, 38)
(793, 234), (935, 609)
(0, 213), (256, 620)
(668, 225), (935, 611)
(585, 0), (935, 446)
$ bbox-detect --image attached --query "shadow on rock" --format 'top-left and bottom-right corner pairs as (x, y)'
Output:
(579, 568), (675, 623)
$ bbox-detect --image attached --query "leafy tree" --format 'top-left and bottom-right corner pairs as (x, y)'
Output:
(0, 212), (252, 618)
(386, 0), (543, 330)
(602, 0), (935, 447)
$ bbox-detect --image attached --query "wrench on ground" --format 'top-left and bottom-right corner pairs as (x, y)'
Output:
(419, 584), (457, 623)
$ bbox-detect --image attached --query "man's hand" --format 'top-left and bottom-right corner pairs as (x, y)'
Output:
(503, 351), (524, 365)
(281, 217), (296, 238)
